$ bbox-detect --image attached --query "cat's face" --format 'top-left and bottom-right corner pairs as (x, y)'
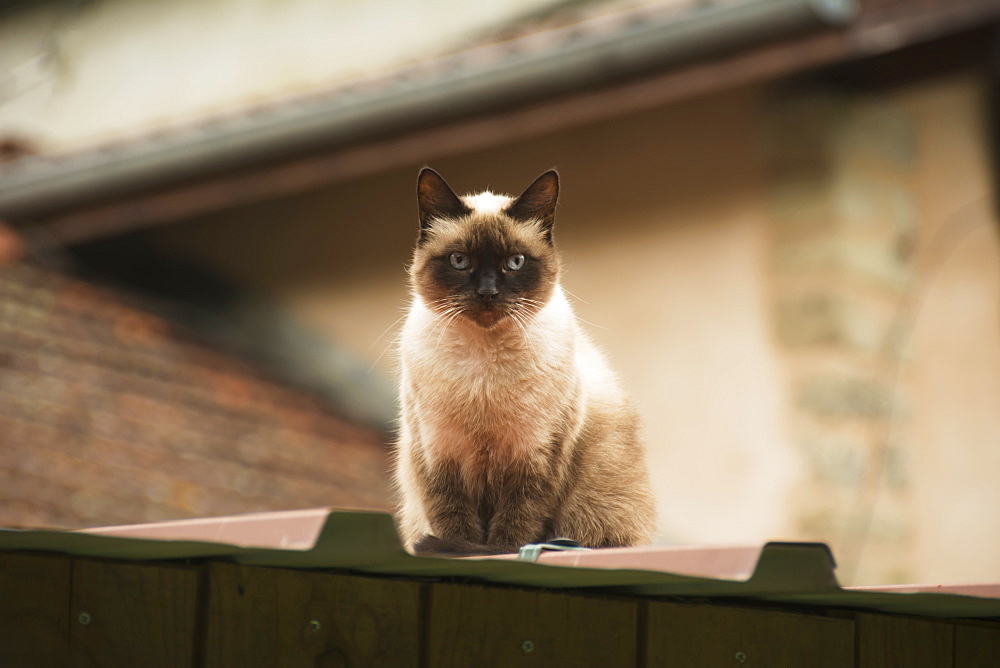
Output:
(410, 169), (561, 329)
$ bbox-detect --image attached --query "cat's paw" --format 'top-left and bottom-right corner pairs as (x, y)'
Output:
(413, 534), (518, 556)
(413, 534), (453, 554)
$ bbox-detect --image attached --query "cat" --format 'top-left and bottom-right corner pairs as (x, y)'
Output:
(393, 167), (656, 555)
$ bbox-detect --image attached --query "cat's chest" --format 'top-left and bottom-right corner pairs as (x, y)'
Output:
(410, 341), (563, 458)
(423, 343), (541, 413)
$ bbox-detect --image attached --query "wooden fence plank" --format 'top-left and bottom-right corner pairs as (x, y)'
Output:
(646, 602), (854, 667)
(954, 622), (1000, 668)
(0, 552), (72, 668)
(202, 563), (421, 667)
(202, 562), (281, 666)
(70, 559), (199, 668)
(428, 583), (638, 667)
(857, 613), (954, 668)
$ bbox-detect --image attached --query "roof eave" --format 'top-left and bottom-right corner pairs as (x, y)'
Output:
(0, 0), (855, 221)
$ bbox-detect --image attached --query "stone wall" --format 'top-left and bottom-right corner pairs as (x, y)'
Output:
(767, 89), (920, 583)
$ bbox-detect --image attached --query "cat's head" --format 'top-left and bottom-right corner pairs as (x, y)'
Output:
(410, 168), (561, 329)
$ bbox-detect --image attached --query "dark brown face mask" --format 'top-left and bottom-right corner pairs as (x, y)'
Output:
(412, 168), (561, 328)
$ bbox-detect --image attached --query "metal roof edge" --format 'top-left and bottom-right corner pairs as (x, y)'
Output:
(2, 508), (999, 619)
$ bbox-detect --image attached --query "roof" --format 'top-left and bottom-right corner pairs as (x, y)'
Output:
(3, 507), (998, 619)
(2, 1), (998, 244)
(0, 260), (391, 529)
(0, 0), (857, 226)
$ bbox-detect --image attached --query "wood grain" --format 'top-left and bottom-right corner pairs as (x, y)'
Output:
(954, 622), (1000, 668)
(0, 552), (72, 668)
(202, 563), (422, 667)
(646, 601), (855, 667)
(70, 558), (199, 668)
(857, 613), (954, 668)
(428, 583), (638, 667)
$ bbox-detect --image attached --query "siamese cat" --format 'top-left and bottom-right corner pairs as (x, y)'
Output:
(394, 168), (655, 555)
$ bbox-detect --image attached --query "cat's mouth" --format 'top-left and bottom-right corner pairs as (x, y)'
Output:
(466, 302), (508, 328)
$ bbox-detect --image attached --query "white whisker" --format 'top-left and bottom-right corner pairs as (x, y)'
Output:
(369, 329), (405, 372)
(368, 311), (408, 352)
(431, 305), (464, 356)
(509, 307), (540, 362)
(577, 316), (607, 330)
(562, 287), (589, 304)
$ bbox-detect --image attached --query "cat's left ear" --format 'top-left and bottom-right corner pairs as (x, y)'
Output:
(506, 170), (559, 242)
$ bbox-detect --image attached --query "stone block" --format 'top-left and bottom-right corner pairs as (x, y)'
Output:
(883, 445), (910, 490)
(770, 175), (832, 230)
(796, 374), (895, 419)
(796, 434), (865, 486)
(776, 294), (882, 350)
(773, 239), (911, 289)
(835, 101), (915, 166)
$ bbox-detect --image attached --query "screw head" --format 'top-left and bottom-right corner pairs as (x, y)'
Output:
(78, 612), (91, 626)
(735, 650), (747, 663)
(309, 620), (321, 632)
(521, 640), (535, 654)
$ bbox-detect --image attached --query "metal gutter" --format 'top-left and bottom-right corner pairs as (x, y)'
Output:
(0, 0), (856, 221)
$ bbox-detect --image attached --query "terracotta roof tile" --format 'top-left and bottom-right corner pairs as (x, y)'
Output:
(0, 261), (391, 529)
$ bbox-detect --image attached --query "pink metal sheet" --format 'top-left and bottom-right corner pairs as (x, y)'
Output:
(76, 508), (1000, 596)
(81, 507), (333, 551)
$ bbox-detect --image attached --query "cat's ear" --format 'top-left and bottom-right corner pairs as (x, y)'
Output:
(417, 168), (470, 241)
(506, 170), (559, 242)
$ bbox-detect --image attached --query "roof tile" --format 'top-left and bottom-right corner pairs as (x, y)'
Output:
(0, 261), (391, 529)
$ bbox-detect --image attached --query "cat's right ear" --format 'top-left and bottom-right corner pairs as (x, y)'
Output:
(417, 168), (470, 242)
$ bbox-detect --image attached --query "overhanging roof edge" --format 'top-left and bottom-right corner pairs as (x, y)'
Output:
(0, 0), (854, 220)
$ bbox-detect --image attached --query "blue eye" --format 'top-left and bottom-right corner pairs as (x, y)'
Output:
(506, 254), (525, 271)
(449, 252), (471, 270)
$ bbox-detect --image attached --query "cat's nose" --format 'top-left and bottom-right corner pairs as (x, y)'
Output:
(477, 272), (499, 299)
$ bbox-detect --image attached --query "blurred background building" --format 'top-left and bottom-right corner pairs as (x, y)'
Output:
(2, 0), (1000, 586)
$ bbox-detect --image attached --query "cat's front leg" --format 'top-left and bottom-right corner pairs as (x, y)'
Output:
(485, 463), (556, 548)
(421, 458), (483, 544)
